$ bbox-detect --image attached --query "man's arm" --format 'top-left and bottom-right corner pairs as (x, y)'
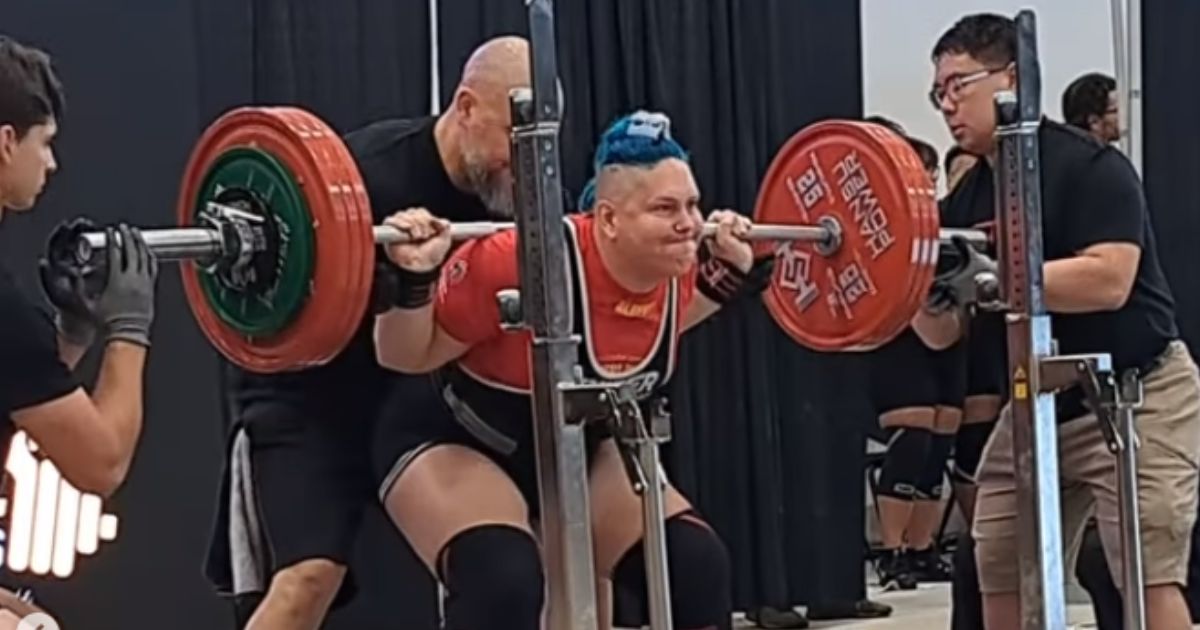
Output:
(7, 223), (158, 497)
(1043, 149), (1145, 313)
(11, 342), (147, 497)
(1044, 243), (1141, 312)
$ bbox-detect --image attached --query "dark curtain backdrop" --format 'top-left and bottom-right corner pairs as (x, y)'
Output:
(1142, 1), (1200, 360)
(434, 0), (867, 612)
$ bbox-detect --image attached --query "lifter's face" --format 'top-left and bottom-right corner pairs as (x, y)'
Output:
(932, 53), (1014, 157)
(597, 159), (704, 280)
(0, 119), (58, 212)
(455, 87), (516, 218)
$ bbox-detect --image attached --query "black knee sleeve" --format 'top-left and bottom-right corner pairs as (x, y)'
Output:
(438, 525), (544, 630)
(878, 427), (933, 500)
(917, 433), (954, 500)
(611, 512), (732, 630)
(951, 421), (996, 484)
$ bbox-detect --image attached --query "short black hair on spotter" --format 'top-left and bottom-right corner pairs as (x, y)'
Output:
(907, 137), (938, 173)
(864, 115), (906, 137)
(1062, 72), (1116, 130)
(944, 145), (970, 173)
(931, 14), (1017, 67)
(0, 35), (65, 138)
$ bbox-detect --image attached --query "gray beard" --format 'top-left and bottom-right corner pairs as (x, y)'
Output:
(464, 161), (514, 219)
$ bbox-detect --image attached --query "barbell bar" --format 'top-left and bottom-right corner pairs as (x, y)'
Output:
(72, 212), (988, 266)
(52, 106), (991, 373)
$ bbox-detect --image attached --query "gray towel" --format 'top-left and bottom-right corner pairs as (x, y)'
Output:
(228, 427), (266, 595)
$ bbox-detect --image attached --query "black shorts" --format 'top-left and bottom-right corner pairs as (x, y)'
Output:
(965, 312), (1008, 397)
(870, 328), (968, 415)
(205, 366), (385, 609)
(372, 376), (608, 518)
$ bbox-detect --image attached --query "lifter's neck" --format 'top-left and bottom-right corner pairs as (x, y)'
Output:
(591, 223), (661, 295)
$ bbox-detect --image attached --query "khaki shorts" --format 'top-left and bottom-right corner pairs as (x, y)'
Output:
(973, 340), (1200, 594)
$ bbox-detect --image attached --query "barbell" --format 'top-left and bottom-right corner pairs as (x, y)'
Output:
(58, 107), (990, 373)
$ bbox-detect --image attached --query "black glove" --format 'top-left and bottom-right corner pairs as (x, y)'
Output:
(924, 280), (959, 314)
(39, 218), (105, 346)
(94, 224), (159, 347)
(933, 235), (998, 308)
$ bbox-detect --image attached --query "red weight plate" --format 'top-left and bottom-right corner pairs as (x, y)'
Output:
(269, 107), (357, 369)
(277, 108), (374, 367)
(753, 120), (931, 352)
(872, 126), (940, 348)
(860, 123), (938, 349)
(178, 107), (371, 373)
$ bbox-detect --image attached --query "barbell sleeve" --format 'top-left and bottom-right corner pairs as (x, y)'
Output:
(73, 221), (991, 265)
(77, 228), (224, 263)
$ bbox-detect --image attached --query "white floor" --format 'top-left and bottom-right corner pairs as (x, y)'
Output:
(727, 583), (1097, 629)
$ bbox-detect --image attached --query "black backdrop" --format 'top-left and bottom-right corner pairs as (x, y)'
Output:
(6, 2), (1197, 629)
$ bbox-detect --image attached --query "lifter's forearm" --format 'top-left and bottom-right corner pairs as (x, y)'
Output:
(1043, 256), (1130, 313)
(374, 305), (439, 373)
(90, 341), (147, 482)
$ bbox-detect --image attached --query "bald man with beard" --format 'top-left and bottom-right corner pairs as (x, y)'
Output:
(203, 36), (532, 630)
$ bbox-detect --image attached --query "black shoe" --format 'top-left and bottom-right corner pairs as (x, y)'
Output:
(745, 605), (809, 629)
(806, 598), (893, 620)
(876, 549), (918, 591)
(908, 546), (954, 583)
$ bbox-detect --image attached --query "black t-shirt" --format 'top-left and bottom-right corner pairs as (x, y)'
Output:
(0, 265), (80, 447)
(228, 117), (490, 404)
(942, 120), (1179, 373)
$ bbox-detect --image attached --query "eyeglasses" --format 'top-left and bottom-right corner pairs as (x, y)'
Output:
(928, 66), (1009, 110)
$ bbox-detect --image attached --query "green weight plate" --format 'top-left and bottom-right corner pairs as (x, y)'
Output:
(192, 147), (315, 336)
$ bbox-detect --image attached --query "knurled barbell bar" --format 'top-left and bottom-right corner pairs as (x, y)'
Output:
(54, 106), (990, 373)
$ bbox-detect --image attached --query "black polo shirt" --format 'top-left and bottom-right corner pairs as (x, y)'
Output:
(227, 116), (489, 402)
(0, 264), (79, 448)
(942, 119), (1178, 374)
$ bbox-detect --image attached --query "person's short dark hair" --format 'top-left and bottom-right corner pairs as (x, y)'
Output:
(931, 14), (1016, 67)
(0, 36), (65, 138)
(865, 115), (906, 137)
(1062, 73), (1116, 130)
(944, 145), (968, 173)
(907, 137), (938, 173)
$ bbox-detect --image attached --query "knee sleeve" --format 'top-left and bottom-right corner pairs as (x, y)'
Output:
(438, 525), (544, 630)
(611, 512), (732, 630)
(917, 433), (955, 500)
(878, 427), (933, 500)
(952, 421), (996, 484)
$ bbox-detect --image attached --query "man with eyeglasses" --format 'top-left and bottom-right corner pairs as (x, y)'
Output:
(913, 13), (1200, 630)
(1062, 72), (1120, 145)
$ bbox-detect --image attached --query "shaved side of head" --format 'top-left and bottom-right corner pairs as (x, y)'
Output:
(595, 165), (650, 209)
